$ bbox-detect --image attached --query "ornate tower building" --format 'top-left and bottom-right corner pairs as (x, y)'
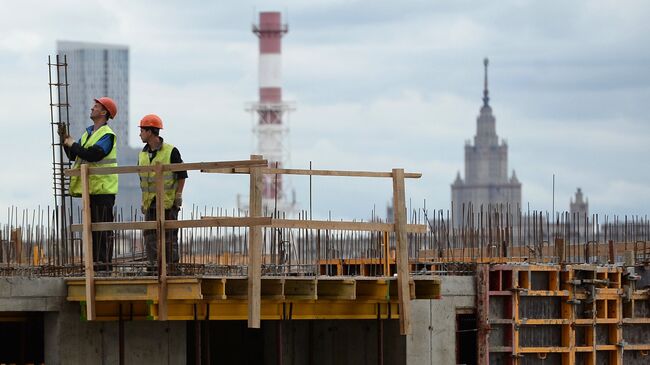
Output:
(451, 58), (522, 224)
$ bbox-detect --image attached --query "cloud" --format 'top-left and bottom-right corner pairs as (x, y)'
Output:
(0, 0), (649, 221)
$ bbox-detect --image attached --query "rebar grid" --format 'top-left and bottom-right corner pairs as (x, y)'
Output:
(1, 204), (648, 277)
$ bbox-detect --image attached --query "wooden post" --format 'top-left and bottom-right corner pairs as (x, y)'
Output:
(391, 168), (411, 335)
(555, 238), (565, 264)
(248, 155), (263, 328)
(383, 232), (390, 277)
(608, 240), (616, 264)
(476, 264), (489, 365)
(11, 228), (22, 264)
(155, 162), (168, 320)
(81, 164), (96, 320)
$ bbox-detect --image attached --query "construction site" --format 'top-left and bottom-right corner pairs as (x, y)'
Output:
(2, 10), (650, 365)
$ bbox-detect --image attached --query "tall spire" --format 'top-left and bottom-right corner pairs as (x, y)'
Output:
(482, 57), (490, 107)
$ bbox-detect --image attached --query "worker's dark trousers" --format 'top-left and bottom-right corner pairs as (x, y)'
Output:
(144, 203), (180, 270)
(90, 194), (115, 270)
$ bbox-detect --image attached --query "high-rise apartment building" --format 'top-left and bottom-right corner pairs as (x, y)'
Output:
(451, 59), (522, 224)
(57, 41), (140, 215)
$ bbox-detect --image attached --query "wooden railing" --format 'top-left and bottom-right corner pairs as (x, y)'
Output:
(65, 156), (423, 334)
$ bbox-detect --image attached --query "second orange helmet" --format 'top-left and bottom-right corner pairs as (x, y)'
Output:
(139, 114), (163, 129)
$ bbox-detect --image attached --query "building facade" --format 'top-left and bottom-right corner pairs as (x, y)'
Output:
(57, 41), (141, 216)
(451, 59), (521, 224)
(570, 188), (588, 217)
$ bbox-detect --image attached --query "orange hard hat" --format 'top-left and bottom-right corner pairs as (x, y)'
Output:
(139, 114), (163, 129)
(94, 97), (118, 119)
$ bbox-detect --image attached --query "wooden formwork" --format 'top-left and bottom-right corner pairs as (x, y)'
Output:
(479, 263), (650, 365)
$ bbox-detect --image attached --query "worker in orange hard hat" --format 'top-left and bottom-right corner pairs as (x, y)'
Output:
(137, 114), (187, 272)
(58, 96), (119, 271)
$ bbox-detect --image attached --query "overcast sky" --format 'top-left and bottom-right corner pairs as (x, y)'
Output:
(1, 0), (649, 220)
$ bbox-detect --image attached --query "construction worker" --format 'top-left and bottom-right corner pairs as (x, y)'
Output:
(138, 114), (187, 272)
(59, 97), (118, 271)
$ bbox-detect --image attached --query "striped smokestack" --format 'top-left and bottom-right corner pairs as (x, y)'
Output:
(250, 11), (295, 212)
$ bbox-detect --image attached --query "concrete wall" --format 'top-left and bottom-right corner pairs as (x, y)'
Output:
(45, 303), (185, 365)
(407, 276), (476, 365)
(0, 277), (185, 364)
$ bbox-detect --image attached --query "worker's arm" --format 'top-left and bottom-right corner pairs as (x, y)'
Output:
(176, 178), (186, 196)
(171, 147), (187, 208)
(64, 134), (114, 162)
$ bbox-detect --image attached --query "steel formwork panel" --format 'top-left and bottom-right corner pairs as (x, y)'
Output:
(481, 264), (650, 365)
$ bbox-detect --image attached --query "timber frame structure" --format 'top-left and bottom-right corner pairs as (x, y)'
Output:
(62, 156), (441, 334)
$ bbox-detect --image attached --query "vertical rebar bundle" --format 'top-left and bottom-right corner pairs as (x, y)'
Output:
(48, 55), (73, 266)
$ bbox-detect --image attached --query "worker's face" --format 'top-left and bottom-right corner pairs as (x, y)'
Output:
(90, 102), (107, 120)
(139, 127), (152, 143)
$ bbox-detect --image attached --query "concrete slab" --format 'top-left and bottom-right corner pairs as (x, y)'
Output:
(0, 277), (66, 312)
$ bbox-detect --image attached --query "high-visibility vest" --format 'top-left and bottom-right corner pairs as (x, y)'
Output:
(69, 125), (118, 197)
(139, 142), (178, 210)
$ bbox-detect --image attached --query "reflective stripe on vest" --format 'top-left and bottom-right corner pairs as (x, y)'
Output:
(69, 125), (119, 197)
(138, 142), (177, 209)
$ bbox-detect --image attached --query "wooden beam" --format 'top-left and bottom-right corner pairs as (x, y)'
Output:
(11, 228), (22, 264)
(70, 221), (157, 232)
(167, 217), (271, 229)
(317, 279), (356, 300)
(163, 160), (267, 173)
(155, 163), (168, 320)
(65, 159), (268, 176)
(270, 218), (426, 233)
(70, 217), (272, 233)
(392, 168), (411, 335)
(204, 166), (422, 179)
(81, 164), (96, 321)
(283, 278), (317, 301)
(248, 155), (263, 328)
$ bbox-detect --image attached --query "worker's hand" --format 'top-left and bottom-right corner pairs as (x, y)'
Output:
(63, 136), (75, 147)
(57, 123), (68, 140)
(173, 194), (182, 209)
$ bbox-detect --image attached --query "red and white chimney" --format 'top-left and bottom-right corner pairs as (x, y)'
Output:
(250, 11), (295, 213)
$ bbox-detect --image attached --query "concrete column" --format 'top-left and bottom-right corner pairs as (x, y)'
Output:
(407, 276), (476, 365)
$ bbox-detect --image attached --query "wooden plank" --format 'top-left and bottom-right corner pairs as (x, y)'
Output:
(163, 160), (268, 172)
(70, 217), (272, 232)
(248, 155), (263, 328)
(70, 221), (157, 232)
(392, 168), (411, 335)
(283, 278), (317, 301)
(261, 279), (285, 301)
(317, 279), (356, 300)
(356, 279), (390, 301)
(269, 218), (426, 233)
(81, 164), (96, 321)
(167, 280), (202, 300)
(167, 217), (272, 229)
(204, 166), (422, 179)
(65, 159), (268, 176)
(155, 163), (168, 320)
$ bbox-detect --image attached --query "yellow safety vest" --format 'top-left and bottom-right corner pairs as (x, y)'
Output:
(69, 125), (118, 197)
(139, 142), (178, 210)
